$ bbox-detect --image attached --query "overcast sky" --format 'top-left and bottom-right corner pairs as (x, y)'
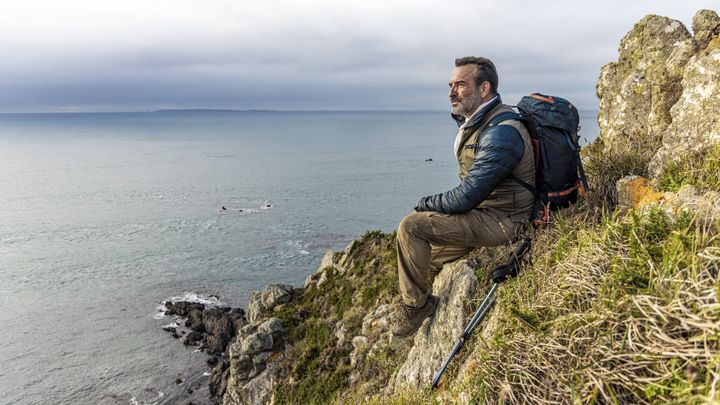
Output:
(0, 0), (717, 112)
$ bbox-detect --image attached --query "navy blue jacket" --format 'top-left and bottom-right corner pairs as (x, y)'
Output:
(416, 98), (526, 214)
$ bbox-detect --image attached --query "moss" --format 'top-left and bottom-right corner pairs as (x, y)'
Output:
(272, 230), (405, 403)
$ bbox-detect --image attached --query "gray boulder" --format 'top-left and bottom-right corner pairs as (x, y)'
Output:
(650, 10), (720, 177)
(247, 284), (294, 323)
(240, 332), (273, 355)
(258, 318), (285, 349)
(596, 14), (695, 154)
(391, 259), (479, 391)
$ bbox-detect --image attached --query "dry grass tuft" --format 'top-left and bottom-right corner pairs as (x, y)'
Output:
(452, 206), (720, 404)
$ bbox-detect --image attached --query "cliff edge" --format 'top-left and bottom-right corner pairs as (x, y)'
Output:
(214, 9), (720, 404)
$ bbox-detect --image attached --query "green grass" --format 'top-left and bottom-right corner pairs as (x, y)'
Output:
(657, 145), (720, 192)
(272, 230), (407, 404)
(267, 126), (720, 404)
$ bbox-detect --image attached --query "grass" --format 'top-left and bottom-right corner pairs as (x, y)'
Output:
(272, 230), (408, 404)
(657, 145), (720, 192)
(261, 119), (720, 404)
(445, 204), (720, 403)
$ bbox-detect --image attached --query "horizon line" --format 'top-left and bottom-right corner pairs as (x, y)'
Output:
(0, 107), (600, 115)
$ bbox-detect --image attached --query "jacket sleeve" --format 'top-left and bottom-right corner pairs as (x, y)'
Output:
(416, 124), (524, 214)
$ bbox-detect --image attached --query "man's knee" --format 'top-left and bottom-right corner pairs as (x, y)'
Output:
(397, 211), (429, 240)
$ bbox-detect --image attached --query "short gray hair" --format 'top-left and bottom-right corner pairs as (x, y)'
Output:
(455, 56), (498, 94)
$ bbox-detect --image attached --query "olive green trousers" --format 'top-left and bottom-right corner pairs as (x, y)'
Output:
(396, 209), (518, 307)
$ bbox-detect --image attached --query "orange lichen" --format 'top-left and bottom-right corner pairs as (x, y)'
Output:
(622, 177), (664, 208)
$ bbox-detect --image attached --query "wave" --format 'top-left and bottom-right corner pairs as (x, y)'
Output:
(153, 292), (227, 320)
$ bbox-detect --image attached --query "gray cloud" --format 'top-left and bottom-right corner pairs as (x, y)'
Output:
(0, 0), (716, 112)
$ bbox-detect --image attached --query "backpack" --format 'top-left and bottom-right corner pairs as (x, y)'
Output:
(486, 93), (590, 227)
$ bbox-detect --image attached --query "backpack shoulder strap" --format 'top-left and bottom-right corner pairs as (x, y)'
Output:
(487, 111), (525, 129)
(486, 112), (537, 196)
(463, 111), (526, 152)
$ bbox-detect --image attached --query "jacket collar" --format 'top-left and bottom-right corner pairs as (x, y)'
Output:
(451, 94), (502, 129)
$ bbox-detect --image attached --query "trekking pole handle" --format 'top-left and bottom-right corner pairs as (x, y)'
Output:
(511, 235), (532, 264)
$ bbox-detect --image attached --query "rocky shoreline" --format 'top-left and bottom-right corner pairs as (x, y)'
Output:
(159, 285), (297, 405)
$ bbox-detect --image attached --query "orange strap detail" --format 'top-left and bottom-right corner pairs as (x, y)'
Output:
(530, 94), (554, 104)
(577, 179), (588, 197)
(547, 180), (588, 198)
(533, 201), (550, 228)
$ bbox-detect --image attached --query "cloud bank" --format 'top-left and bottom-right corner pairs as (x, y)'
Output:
(0, 0), (716, 112)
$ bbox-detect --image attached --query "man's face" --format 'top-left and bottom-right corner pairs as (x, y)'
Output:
(449, 65), (484, 118)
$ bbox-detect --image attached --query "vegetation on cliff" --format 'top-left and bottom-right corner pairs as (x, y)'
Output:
(249, 130), (719, 404)
(217, 10), (720, 404)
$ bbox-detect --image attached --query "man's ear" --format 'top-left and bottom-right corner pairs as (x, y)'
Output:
(481, 81), (491, 98)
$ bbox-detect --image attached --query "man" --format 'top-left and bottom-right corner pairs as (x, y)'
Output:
(392, 56), (535, 338)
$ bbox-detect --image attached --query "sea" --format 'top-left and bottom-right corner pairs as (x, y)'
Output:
(0, 110), (599, 404)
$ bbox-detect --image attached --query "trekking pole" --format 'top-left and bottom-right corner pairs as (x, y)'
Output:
(429, 235), (532, 391)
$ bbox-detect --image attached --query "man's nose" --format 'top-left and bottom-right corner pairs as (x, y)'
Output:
(449, 85), (457, 98)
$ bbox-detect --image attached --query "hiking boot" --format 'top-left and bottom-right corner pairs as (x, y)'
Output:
(391, 295), (439, 338)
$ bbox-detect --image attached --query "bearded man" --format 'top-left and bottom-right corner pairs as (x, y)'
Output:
(392, 56), (535, 338)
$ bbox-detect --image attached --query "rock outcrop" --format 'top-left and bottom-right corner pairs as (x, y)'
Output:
(596, 9), (720, 180)
(649, 10), (720, 176)
(391, 260), (478, 392)
(596, 14), (695, 152)
(221, 316), (286, 404)
(216, 231), (485, 404)
(246, 284), (294, 323)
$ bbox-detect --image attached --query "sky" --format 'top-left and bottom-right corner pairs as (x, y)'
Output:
(0, 0), (717, 113)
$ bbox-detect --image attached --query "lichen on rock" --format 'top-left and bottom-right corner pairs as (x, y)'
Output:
(650, 10), (720, 177)
(596, 13), (695, 156)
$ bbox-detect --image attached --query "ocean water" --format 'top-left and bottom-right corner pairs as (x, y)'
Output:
(0, 110), (599, 404)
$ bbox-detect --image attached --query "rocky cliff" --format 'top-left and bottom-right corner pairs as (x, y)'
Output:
(210, 9), (720, 404)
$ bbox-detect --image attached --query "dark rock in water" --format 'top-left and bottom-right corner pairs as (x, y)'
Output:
(185, 309), (205, 332)
(160, 295), (249, 402)
(184, 331), (204, 346)
(229, 307), (246, 319)
(209, 361), (230, 398)
(165, 301), (206, 317)
(203, 308), (235, 355)
(425, 158), (433, 162)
